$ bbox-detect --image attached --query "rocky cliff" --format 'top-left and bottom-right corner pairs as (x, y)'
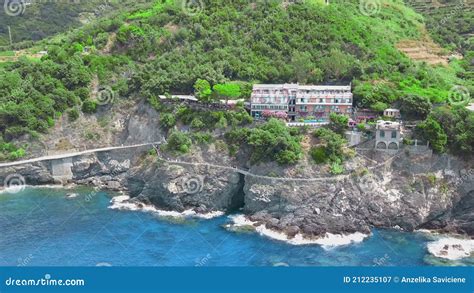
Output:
(124, 144), (473, 239)
(242, 152), (473, 238)
(1, 139), (472, 240)
(1, 101), (472, 240)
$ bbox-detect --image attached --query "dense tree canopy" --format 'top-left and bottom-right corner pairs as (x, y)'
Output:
(0, 0), (472, 161)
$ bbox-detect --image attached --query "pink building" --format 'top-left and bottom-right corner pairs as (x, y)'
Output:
(250, 84), (353, 122)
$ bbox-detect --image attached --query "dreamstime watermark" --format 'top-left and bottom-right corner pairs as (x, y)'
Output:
(194, 253), (212, 267)
(5, 274), (85, 287)
(3, 0), (89, 17)
(3, 0), (27, 16)
(350, 170), (381, 193)
(180, 0), (204, 16)
(373, 253), (390, 266)
(437, 0), (464, 28)
(356, 173), (380, 191)
(179, 175), (204, 194)
(447, 85), (471, 106)
(3, 173), (26, 194)
(453, 168), (474, 188)
(356, 81), (387, 108)
(459, 168), (474, 182)
(359, 0), (381, 17)
(96, 86), (115, 105)
(83, 0), (111, 23)
(17, 254), (34, 267)
(84, 190), (99, 202)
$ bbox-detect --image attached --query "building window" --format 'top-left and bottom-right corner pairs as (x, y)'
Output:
(391, 131), (397, 139)
(380, 131), (385, 138)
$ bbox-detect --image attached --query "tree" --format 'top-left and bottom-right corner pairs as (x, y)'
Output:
(313, 128), (347, 163)
(68, 108), (80, 122)
(191, 118), (205, 129)
(320, 49), (356, 80)
(430, 106), (474, 155)
(329, 113), (349, 135)
(213, 83), (241, 105)
(194, 79), (212, 102)
(82, 99), (97, 114)
(417, 117), (447, 153)
(166, 131), (192, 154)
(371, 101), (388, 112)
(247, 119), (302, 165)
(400, 95), (432, 119)
(291, 51), (313, 83)
(310, 146), (327, 164)
(160, 113), (176, 129)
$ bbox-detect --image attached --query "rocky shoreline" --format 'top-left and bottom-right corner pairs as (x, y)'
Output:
(0, 102), (472, 258)
(1, 143), (472, 239)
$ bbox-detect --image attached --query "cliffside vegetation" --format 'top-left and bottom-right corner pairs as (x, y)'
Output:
(0, 0), (144, 48)
(405, 0), (473, 53)
(0, 0), (472, 161)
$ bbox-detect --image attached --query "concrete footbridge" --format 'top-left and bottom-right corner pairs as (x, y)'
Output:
(0, 142), (163, 168)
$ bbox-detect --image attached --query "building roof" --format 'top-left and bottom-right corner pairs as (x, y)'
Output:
(252, 83), (299, 89)
(467, 103), (474, 112)
(299, 85), (351, 91)
(376, 120), (400, 130)
(219, 99), (245, 105)
(252, 83), (351, 91)
(159, 95), (198, 101)
(384, 108), (400, 112)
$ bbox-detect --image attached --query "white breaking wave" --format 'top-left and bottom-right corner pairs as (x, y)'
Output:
(427, 237), (474, 260)
(108, 195), (224, 219)
(227, 214), (369, 249)
(0, 184), (70, 194)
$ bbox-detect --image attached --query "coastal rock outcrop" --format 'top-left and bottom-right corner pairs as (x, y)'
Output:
(126, 145), (245, 213)
(242, 152), (473, 238)
(1, 124), (472, 241)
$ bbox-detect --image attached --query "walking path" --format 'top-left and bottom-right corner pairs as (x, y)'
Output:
(1, 141), (401, 183)
(0, 142), (161, 168)
(157, 151), (402, 183)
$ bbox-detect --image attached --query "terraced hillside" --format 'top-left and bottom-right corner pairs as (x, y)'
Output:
(405, 0), (474, 52)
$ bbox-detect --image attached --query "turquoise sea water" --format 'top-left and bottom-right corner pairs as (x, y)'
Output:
(0, 188), (472, 267)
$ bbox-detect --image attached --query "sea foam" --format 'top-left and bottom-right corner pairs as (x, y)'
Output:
(0, 184), (71, 194)
(109, 195), (224, 219)
(227, 214), (369, 249)
(427, 237), (474, 260)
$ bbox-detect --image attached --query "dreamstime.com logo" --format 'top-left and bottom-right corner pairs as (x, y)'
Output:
(181, 0), (204, 16)
(5, 274), (85, 287)
(447, 85), (471, 106)
(96, 86), (115, 105)
(3, 0), (87, 16)
(3, 0), (27, 16)
(359, 0), (381, 16)
(3, 173), (26, 194)
(180, 175), (204, 194)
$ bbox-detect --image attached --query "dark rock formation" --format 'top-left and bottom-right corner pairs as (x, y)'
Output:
(1, 145), (472, 239)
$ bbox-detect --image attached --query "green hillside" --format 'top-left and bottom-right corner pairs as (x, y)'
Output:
(0, 0), (149, 48)
(0, 0), (472, 161)
(405, 0), (473, 52)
